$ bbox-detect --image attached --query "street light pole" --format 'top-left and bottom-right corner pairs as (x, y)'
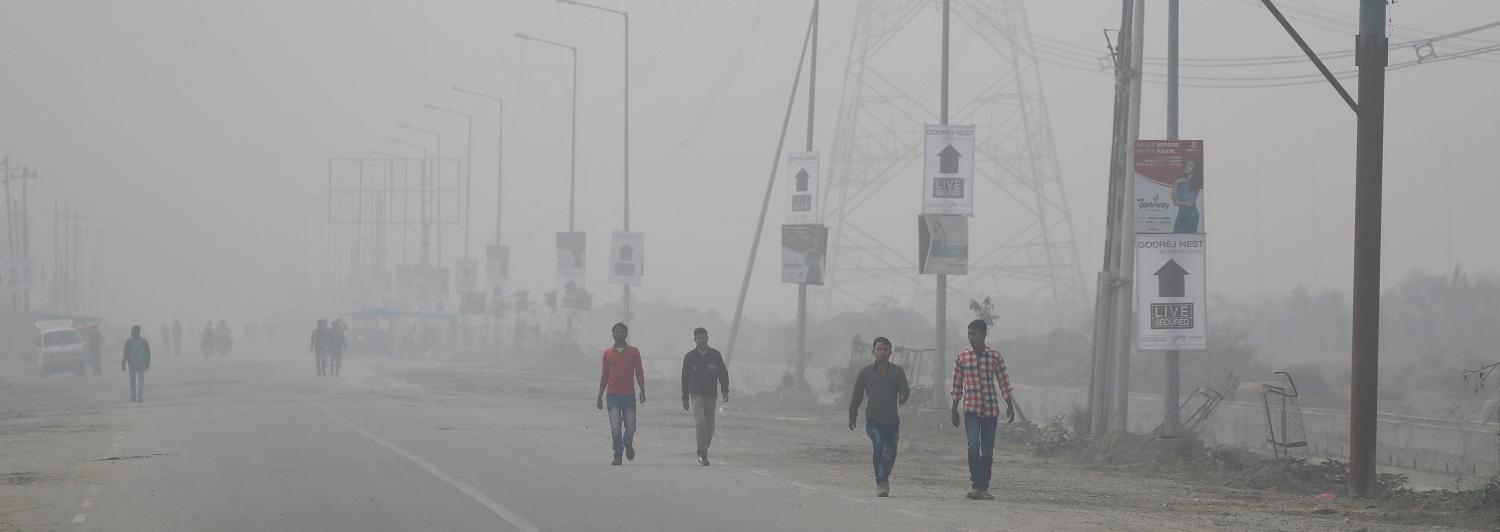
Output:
(398, 123), (444, 266)
(558, 0), (631, 321)
(426, 105), (474, 261)
(452, 87), (505, 248)
(515, 33), (578, 233)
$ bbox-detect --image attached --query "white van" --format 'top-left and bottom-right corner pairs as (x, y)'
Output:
(35, 323), (88, 378)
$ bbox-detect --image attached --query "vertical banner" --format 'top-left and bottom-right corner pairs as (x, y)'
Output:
(785, 151), (819, 224)
(0, 256), (25, 294)
(923, 124), (975, 215)
(918, 214), (969, 275)
(1135, 233), (1208, 350)
(1134, 140), (1205, 234)
(455, 258), (478, 294)
(486, 244), (510, 312)
(608, 231), (644, 286)
(780, 224), (828, 285)
(556, 232), (586, 295)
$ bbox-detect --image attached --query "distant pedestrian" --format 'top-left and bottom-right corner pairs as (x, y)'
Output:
(121, 325), (151, 403)
(949, 319), (1015, 501)
(596, 322), (645, 465)
(680, 327), (728, 466)
(329, 319), (347, 376)
(160, 323), (172, 358)
(310, 319), (332, 377)
(87, 325), (104, 375)
(849, 336), (909, 497)
(171, 320), (184, 356)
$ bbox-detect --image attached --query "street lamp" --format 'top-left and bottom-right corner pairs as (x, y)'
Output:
(514, 32), (578, 233)
(558, 0), (633, 321)
(426, 104), (474, 261)
(452, 86), (505, 248)
(387, 136), (431, 266)
(397, 123), (445, 266)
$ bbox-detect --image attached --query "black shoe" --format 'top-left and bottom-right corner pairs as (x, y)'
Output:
(965, 490), (982, 500)
(611, 458), (622, 466)
(697, 455), (709, 466)
(625, 446), (635, 461)
(877, 481), (890, 497)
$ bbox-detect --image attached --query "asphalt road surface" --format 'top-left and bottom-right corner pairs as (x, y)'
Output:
(0, 351), (978, 531)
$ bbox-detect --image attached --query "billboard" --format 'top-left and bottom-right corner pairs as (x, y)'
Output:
(1134, 140), (1205, 234)
(918, 214), (969, 275)
(785, 151), (819, 224)
(1135, 233), (1208, 350)
(923, 124), (975, 215)
(781, 224), (828, 285)
(608, 231), (644, 286)
(556, 232), (586, 294)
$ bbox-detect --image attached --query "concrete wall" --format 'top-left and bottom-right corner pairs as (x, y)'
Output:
(1015, 384), (1500, 480)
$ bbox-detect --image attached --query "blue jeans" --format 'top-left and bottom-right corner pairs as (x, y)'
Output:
(128, 367), (147, 402)
(964, 413), (998, 491)
(606, 394), (637, 459)
(865, 420), (899, 483)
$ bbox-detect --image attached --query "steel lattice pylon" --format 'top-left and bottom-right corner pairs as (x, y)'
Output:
(819, 0), (1086, 326)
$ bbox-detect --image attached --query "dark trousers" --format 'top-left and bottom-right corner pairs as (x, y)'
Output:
(315, 352), (327, 376)
(964, 412), (998, 491)
(128, 367), (146, 402)
(606, 394), (637, 459)
(865, 420), (899, 483)
(331, 350), (343, 376)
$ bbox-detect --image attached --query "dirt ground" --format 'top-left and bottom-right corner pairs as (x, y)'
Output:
(395, 359), (1500, 531)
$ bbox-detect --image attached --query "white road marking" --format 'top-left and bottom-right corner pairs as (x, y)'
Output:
(81, 499), (94, 508)
(72, 514), (87, 523)
(893, 509), (925, 519)
(837, 494), (867, 504)
(788, 481), (817, 490)
(315, 403), (541, 532)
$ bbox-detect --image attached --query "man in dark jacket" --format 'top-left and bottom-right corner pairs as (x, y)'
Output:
(310, 320), (331, 377)
(849, 336), (909, 497)
(680, 327), (729, 466)
(329, 319), (348, 376)
(121, 325), (151, 403)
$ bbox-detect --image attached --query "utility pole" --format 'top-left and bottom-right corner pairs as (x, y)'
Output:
(930, 0), (952, 413)
(1162, 0), (1182, 439)
(18, 168), (35, 311)
(1349, 0), (1387, 499)
(1110, 0), (1145, 433)
(796, 0), (819, 389)
(1089, 0), (1140, 435)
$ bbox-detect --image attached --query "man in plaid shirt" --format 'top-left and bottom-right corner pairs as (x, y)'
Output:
(949, 319), (1015, 500)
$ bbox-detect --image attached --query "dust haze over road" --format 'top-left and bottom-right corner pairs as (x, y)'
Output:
(2, 0), (1500, 530)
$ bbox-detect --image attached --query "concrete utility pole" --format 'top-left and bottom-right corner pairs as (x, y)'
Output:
(796, 0), (818, 389)
(930, 0), (952, 413)
(1349, 0), (1387, 499)
(724, 4), (817, 363)
(1089, 0), (1140, 435)
(1162, 0), (1182, 439)
(1109, 0), (1145, 433)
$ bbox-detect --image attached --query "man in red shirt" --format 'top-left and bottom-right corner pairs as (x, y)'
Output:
(596, 322), (646, 465)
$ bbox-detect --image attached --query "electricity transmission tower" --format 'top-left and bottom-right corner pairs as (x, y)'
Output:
(820, 0), (1086, 325)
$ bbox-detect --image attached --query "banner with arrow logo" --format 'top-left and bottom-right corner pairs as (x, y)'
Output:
(923, 124), (975, 215)
(785, 151), (819, 224)
(1135, 233), (1207, 350)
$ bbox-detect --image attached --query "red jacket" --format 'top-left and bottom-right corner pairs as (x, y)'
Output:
(600, 345), (645, 396)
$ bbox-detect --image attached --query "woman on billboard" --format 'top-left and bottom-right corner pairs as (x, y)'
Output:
(1171, 158), (1203, 233)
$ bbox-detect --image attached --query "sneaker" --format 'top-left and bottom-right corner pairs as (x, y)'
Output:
(965, 490), (982, 500)
(611, 458), (622, 466)
(877, 481), (890, 497)
(696, 455), (708, 466)
(979, 490), (994, 500)
(625, 446), (636, 461)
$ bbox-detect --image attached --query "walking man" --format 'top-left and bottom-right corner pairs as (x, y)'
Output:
(849, 337), (909, 497)
(949, 319), (1015, 500)
(680, 327), (728, 466)
(310, 319), (331, 377)
(121, 325), (151, 403)
(171, 320), (183, 356)
(160, 323), (172, 358)
(596, 322), (645, 465)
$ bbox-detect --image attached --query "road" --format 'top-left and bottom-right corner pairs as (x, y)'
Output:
(0, 349), (1465, 531)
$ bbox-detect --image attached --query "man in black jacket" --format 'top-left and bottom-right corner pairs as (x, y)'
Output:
(849, 336), (909, 497)
(680, 327), (729, 466)
(121, 325), (151, 403)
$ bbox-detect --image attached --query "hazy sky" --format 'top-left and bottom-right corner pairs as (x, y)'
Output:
(2, 0), (1498, 325)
